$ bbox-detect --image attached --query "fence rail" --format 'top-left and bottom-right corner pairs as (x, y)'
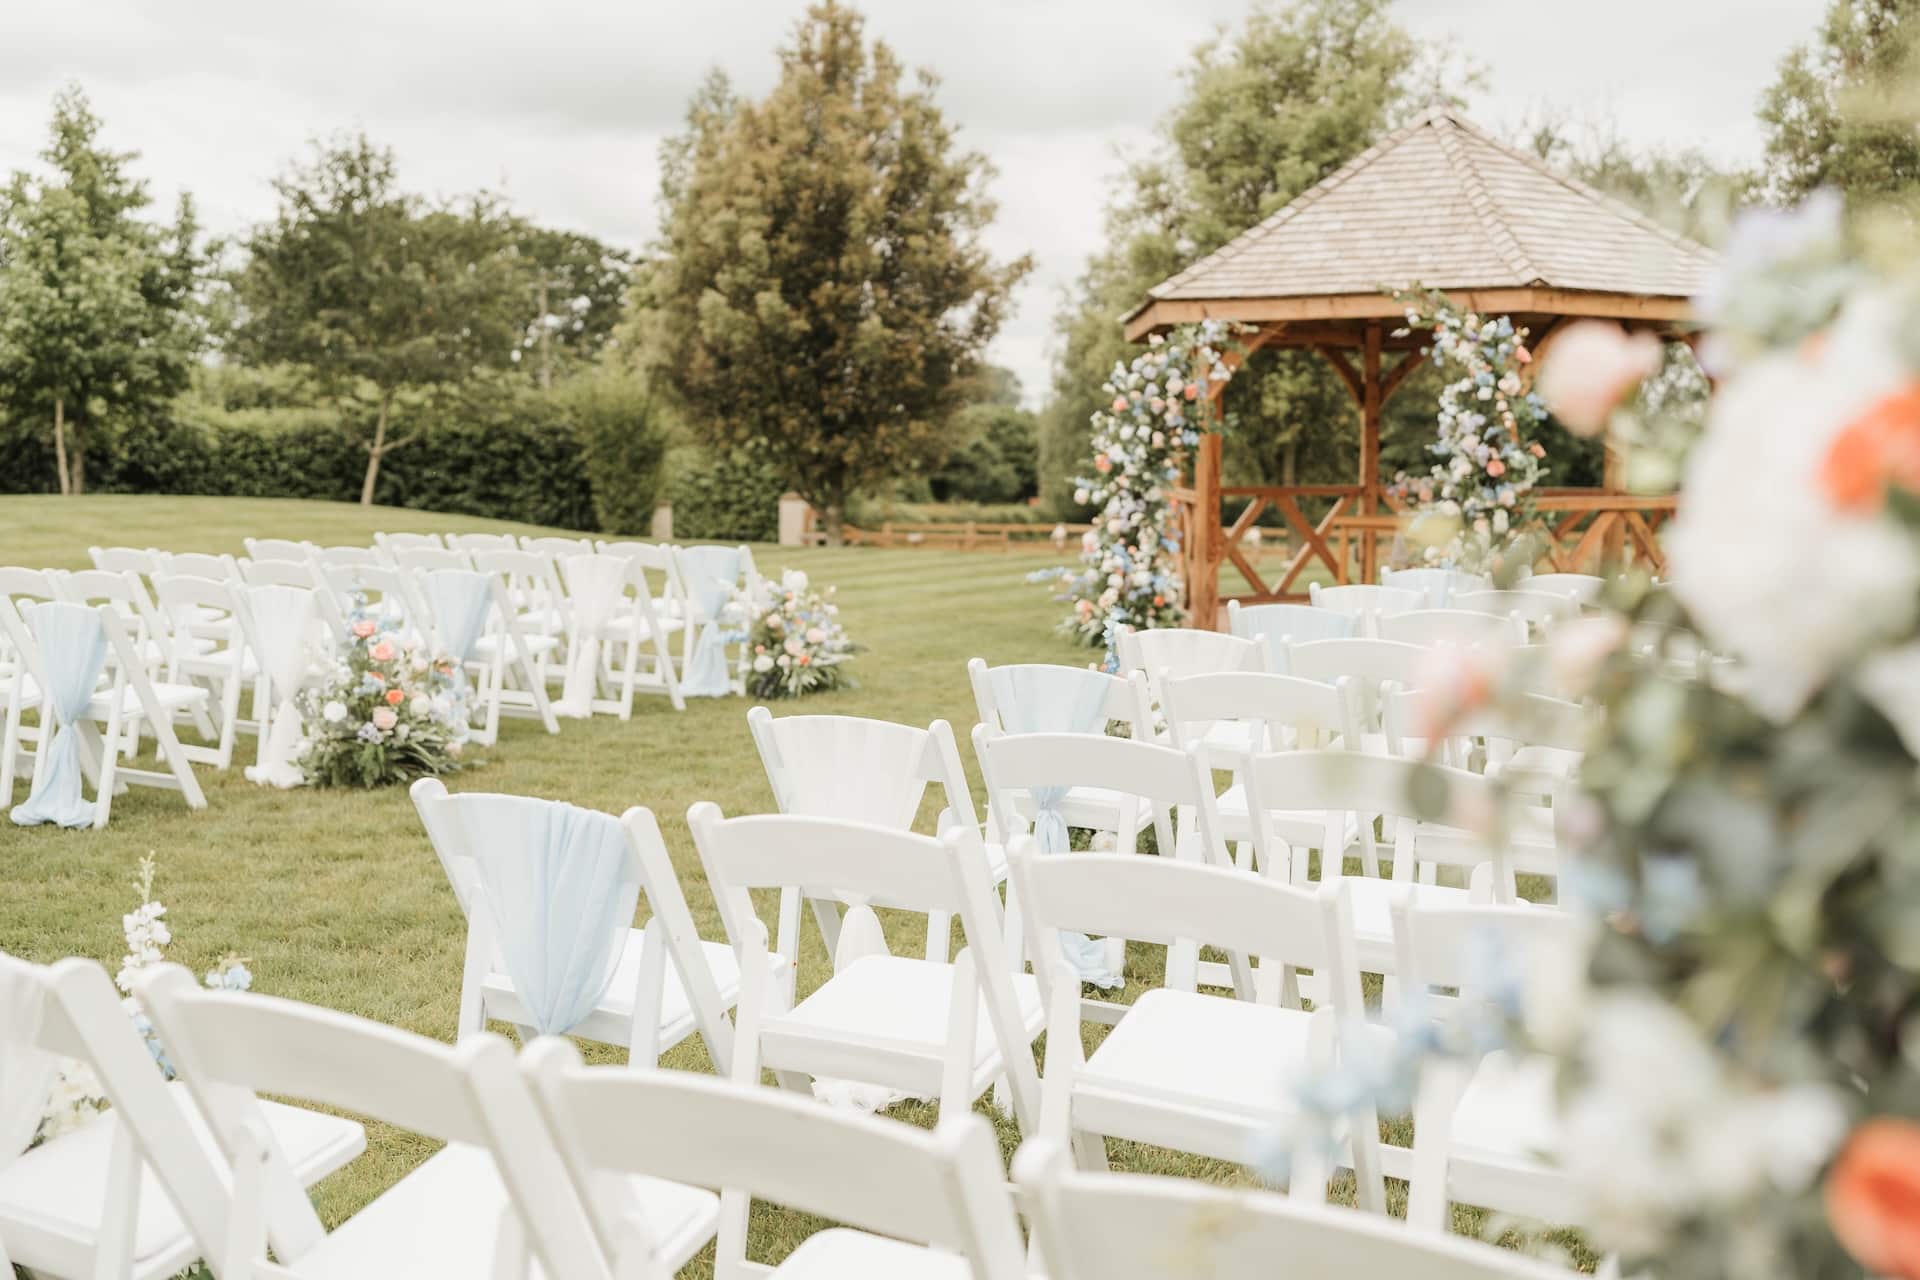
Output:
(837, 520), (1093, 551)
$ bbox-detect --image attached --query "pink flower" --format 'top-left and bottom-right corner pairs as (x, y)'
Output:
(1487, 458), (1506, 478)
(371, 707), (398, 731)
(1827, 1119), (1920, 1279)
(1182, 383), (1200, 401)
(351, 620), (376, 638)
(1536, 321), (1661, 436)
(1111, 397), (1128, 413)
(369, 640), (396, 662)
(1093, 454), (1112, 474)
(805, 627), (826, 644)
(1149, 397), (1165, 413)
(1412, 645), (1498, 741)
(384, 688), (405, 706)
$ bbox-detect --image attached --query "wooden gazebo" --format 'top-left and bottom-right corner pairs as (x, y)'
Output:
(1122, 104), (1716, 626)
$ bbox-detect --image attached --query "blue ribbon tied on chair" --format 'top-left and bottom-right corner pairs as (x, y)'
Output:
(462, 796), (641, 1036)
(988, 665), (1124, 989)
(12, 603), (109, 829)
(423, 569), (494, 693)
(679, 545), (741, 699)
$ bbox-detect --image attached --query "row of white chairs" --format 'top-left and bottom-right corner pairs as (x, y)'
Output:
(0, 942), (1566, 1280)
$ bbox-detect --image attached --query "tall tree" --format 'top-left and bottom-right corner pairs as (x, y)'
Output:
(233, 135), (529, 504)
(515, 225), (632, 388)
(1760, 0), (1920, 206)
(1039, 0), (1441, 513)
(0, 86), (201, 494)
(641, 2), (1029, 543)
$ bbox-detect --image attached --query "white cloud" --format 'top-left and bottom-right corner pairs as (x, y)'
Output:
(0, 0), (1827, 406)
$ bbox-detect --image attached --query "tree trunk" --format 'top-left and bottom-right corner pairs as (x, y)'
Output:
(820, 502), (844, 547)
(537, 276), (553, 391)
(69, 425), (85, 495)
(360, 391), (394, 506)
(52, 397), (70, 497)
(1282, 439), (1298, 488)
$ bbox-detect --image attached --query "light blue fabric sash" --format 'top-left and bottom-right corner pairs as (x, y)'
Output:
(680, 546), (741, 698)
(989, 665), (1124, 988)
(463, 795), (640, 1036)
(423, 569), (494, 687)
(12, 603), (108, 829)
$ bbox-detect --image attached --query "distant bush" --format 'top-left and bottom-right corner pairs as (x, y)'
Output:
(846, 498), (1049, 526)
(561, 371), (671, 536)
(666, 449), (784, 542)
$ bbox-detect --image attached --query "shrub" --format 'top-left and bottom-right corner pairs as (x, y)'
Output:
(667, 449), (784, 542)
(561, 371), (671, 536)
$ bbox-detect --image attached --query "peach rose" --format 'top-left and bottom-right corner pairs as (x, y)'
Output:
(384, 688), (405, 706)
(1111, 396), (1128, 413)
(1487, 458), (1506, 478)
(1827, 1118), (1920, 1279)
(351, 619), (377, 639)
(1820, 382), (1920, 513)
(1536, 321), (1662, 436)
(371, 707), (398, 731)
(368, 640), (396, 662)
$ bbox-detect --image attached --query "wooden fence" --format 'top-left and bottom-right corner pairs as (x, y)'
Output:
(838, 521), (1094, 551)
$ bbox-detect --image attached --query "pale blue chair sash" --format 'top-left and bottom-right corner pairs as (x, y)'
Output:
(989, 665), (1124, 988)
(11, 603), (108, 829)
(680, 546), (741, 698)
(423, 569), (494, 688)
(462, 795), (640, 1036)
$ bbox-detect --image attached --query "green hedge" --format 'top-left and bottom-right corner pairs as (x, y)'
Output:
(666, 450), (784, 542)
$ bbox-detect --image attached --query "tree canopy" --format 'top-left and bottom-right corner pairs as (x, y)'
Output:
(1761, 0), (1920, 208)
(639, 1), (1029, 542)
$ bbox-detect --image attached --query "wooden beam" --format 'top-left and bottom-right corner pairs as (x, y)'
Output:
(1123, 287), (1698, 341)
(1380, 348), (1427, 402)
(1360, 324), (1383, 580)
(1317, 346), (1364, 405)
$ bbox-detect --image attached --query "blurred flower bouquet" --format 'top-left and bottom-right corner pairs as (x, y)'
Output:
(296, 602), (471, 788)
(742, 569), (859, 698)
(36, 854), (252, 1144)
(1387, 288), (1551, 574)
(1033, 320), (1243, 667)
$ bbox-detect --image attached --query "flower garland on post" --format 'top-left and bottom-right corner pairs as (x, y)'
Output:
(1387, 286), (1549, 574)
(1033, 320), (1243, 668)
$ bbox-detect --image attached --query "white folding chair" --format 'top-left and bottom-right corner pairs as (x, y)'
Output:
(525, 1038), (1026, 1280)
(552, 552), (683, 717)
(311, 545), (379, 569)
(392, 545), (472, 574)
(237, 559), (345, 646)
(519, 535), (593, 565)
(1008, 842), (1384, 1208)
(0, 952), (366, 1280)
(1280, 636), (1429, 749)
(973, 727), (1232, 1004)
(1455, 589), (1579, 635)
(1390, 896), (1589, 1235)
(153, 551), (240, 585)
(242, 537), (314, 563)
(1517, 572), (1605, 606)
(0, 568), (61, 803)
(1378, 608), (1526, 650)
(469, 550), (567, 737)
(371, 530), (446, 559)
(87, 546), (162, 579)
(317, 561), (414, 634)
(445, 532), (520, 558)
(415, 566), (559, 743)
(1241, 750), (1522, 988)
(581, 546), (686, 713)
(0, 600), (209, 826)
(1380, 566), (1491, 609)
(669, 543), (760, 692)
(133, 964), (625, 1280)
(409, 782), (764, 1073)
(1016, 1138), (1568, 1280)
(1114, 627), (1264, 751)
(1307, 582), (1423, 637)
(748, 708), (1002, 962)
(148, 575), (256, 772)
(967, 658), (1148, 845)
(1227, 600), (1356, 672)
(689, 805), (1042, 1132)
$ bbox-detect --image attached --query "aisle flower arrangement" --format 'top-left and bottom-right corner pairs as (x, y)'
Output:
(1387, 287), (1551, 574)
(742, 569), (860, 698)
(295, 602), (471, 788)
(1366, 196), (1920, 1279)
(36, 854), (252, 1143)
(1034, 320), (1243, 667)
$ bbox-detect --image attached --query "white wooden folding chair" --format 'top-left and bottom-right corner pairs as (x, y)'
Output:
(415, 566), (559, 743)
(409, 782), (765, 1073)
(519, 535), (594, 566)
(469, 549), (566, 737)
(0, 952), (366, 1280)
(87, 545), (163, 580)
(1241, 750), (1523, 988)
(1008, 842), (1384, 1207)
(445, 532), (519, 558)
(972, 727), (1231, 1004)
(1015, 1139), (1568, 1280)
(1517, 572), (1605, 606)
(55, 569), (217, 768)
(967, 658), (1147, 841)
(688, 805), (1043, 1132)
(0, 568), (61, 803)
(748, 707), (1004, 962)
(317, 561), (414, 634)
(153, 551), (241, 585)
(148, 574), (256, 772)
(1390, 896), (1589, 1236)
(1379, 608), (1527, 650)
(1307, 582), (1423, 637)
(1280, 636), (1429, 750)
(371, 530), (446, 560)
(668, 543), (759, 691)
(392, 545), (473, 574)
(1455, 589), (1579, 636)
(1115, 628), (1264, 753)
(242, 537), (314, 563)
(578, 547), (685, 713)
(1226, 600), (1356, 672)
(311, 545), (379, 569)
(525, 1037), (1025, 1280)
(133, 964), (635, 1280)
(237, 559), (345, 645)
(1380, 566), (1491, 609)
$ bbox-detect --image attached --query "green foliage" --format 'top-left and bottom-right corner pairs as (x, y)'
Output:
(1760, 0), (1920, 207)
(513, 225), (633, 387)
(1041, 0), (1434, 514)
(665, 448), (784, 542)
(232, 134), (531, 503)
(928, 403), (1038, 504)
(0, 86), (203, 495)
(641, 2), (1029, 542)
(296, 616), (471, 789)
(559, 370), (672, 536)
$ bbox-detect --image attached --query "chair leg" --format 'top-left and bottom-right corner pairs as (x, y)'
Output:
(1040, 971), (1106, 1171)
(938, 949), (980, 1120)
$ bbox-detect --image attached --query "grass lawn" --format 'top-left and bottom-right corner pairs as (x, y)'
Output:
(0, 494), (1583, 1273)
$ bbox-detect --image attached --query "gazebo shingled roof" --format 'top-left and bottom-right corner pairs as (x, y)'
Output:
(1121, 104), (1715, 624)
(1125, 103), (1715, 338)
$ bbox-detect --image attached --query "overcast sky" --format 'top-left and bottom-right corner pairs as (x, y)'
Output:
(0, 0), (1827, 406)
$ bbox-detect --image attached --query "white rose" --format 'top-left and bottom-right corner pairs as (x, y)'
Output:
(781, 569), (809, 594)
(753, 655), (774, 673)
(321, 701), (347, 724)
(410, 694), (431, 716)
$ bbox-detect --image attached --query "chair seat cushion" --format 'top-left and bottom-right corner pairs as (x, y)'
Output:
(0, 1085), (364, 1279)
(772, 956), (1043, 1069)
(86, 682), (209, 719)
(772, 1227), (971, 1279)
(286, 1141), (716, 1279)
(1081, 988), (1315, 1122)
(1452, 1050), (1560, 1166)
